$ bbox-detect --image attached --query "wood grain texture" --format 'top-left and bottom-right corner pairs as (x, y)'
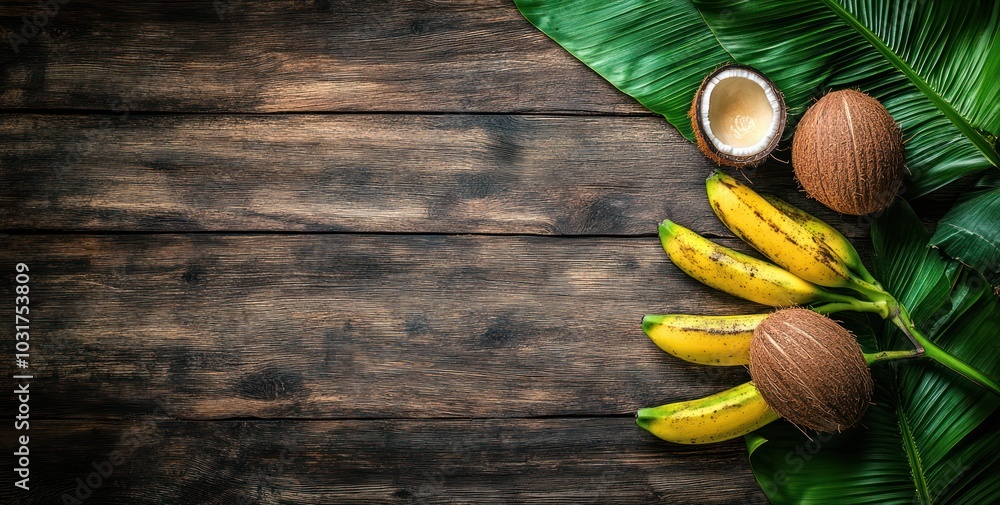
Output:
(0, 0), (641, 114)
(0, 1), (939, 501)
(0, 234), (777, 420)
(0, 113), (878, 236)
(3, 419), (769, 505)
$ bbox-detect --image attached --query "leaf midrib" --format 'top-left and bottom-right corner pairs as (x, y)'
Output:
(695, 2), (737, 63)
(896, 391), (932, 504)
(940, 222), (1000, 256)
(821, 0), (1000, 168)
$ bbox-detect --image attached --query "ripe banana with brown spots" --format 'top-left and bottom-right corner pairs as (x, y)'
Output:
(641, 313), (767, 366)
(761, 194), (878, 285)
(636, 382), (780, 444)
(706, 170), (880, 292)
(658, 220), (849, 307)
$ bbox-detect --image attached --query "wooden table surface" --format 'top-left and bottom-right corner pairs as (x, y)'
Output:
(0, 1), (950, 504)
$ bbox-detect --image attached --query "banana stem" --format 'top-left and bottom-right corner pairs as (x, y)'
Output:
(811, 302), (856, 315)
(865, 349), (921, 365)
(891, 304), (1000, 397)
(885, 300), (924, 354)
(813, 296), (889, 317)
(845, 275), (895, 305)
(857, 269), (879, 286)
(824, 282), (1000, 396)
(920, 341), (1000, 397)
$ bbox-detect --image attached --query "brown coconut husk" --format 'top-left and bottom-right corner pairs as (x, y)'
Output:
(749, 308), (873, 433)
(791, 89), (905, 215)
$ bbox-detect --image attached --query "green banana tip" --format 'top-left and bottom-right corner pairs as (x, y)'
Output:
(658, 219), (677, 238)
(641, 314), (663, 335)
(635, 408), (654, 430)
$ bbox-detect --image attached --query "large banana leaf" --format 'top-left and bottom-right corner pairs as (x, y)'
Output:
(931, 173), (1000, 287)
(514, 0), (1000, 198)
(745, 200), (1000, 504)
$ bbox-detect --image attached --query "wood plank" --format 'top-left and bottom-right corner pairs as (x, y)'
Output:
(0, 113), (877, 237)
(0, 234), (784, 420)
(4, 419), (768, 504)
(0, 0), (640, 114)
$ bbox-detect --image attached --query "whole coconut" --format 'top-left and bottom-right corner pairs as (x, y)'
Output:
(792, 90), (905, 215)
(749, 308), (872, 433)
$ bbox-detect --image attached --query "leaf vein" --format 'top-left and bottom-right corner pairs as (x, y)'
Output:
(940, 222), (1000, 256)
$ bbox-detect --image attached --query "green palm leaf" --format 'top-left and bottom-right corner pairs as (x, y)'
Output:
(514, 0), (1000, 196)
(746, 200), (1000, 504)
(931, 173), (1000, 286)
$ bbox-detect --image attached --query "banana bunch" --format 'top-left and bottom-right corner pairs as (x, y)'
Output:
(638, 170), (893, 444)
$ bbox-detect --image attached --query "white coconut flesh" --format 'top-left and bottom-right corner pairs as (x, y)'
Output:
(700, 68), (781, 158)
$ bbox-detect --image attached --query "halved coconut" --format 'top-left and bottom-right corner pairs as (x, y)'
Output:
(690, 65), (786, 168)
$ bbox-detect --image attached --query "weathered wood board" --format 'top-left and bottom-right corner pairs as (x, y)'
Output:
(9, 419), (768, 504)
(1, 234), (768, 420)
(0, 0), (919, 503)
(1, 113), (885, 236)
(0, 0), (638, 114)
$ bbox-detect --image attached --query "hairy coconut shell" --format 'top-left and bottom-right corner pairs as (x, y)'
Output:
(749, 308), (872, 433)
(690, 64), (786, 168)
(792, 89), (905, 215)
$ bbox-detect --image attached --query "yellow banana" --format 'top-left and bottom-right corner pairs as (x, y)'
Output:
(659, 220), (834, 307)
(705, 170), (872, 290)
(636, 382), (780, 444)
(642, 313), (767, 366)
(762, 194), (877, 284)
